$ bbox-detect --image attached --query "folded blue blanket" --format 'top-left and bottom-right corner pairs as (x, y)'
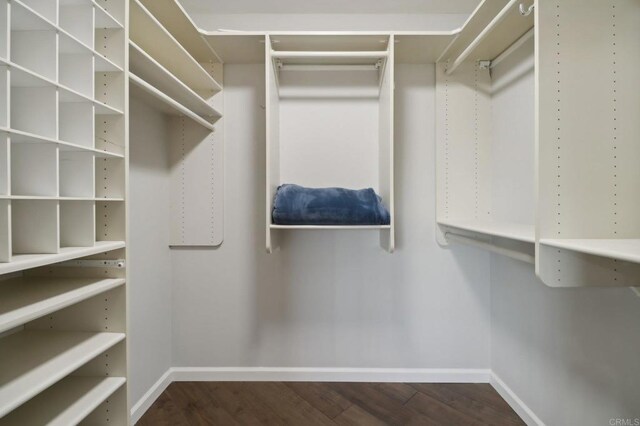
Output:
(272, 184), (390, 226)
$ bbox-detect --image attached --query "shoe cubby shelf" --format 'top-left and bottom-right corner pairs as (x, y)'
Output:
(436, 0), (640, 287)
(0, 0), (128, 422)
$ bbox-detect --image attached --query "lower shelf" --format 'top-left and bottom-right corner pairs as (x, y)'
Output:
(270, 224), (391, 230)
(539, 238), (640, 264)
(0, 241), (126, 274)
(0, 376), (126, 426)
(0, 330), (126, 417)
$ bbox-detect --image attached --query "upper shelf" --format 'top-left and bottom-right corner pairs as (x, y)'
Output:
(439, 0), (534, 74)
(130, 0), (221, 94)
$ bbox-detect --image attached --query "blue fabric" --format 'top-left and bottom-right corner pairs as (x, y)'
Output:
(272, 184), (391, 226)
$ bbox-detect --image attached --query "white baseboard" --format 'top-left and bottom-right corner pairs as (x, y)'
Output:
(170, 367), (492, 383)
(130, 369), (173, 425)
(490, 372), (545, 426)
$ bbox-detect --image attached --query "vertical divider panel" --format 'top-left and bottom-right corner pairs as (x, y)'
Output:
(265, 35), (279, 253)
(0, 0), (7, 60)
(0, 134), (9, 195)
(0, 200), (10, 262)
(378, 35), (394, 252)
(0, 64), (7, 128)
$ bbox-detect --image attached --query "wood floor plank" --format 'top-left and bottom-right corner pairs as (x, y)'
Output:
(215, 382), (288, 425)
(166, 382), (241, 426)
(197, 382), (271, 426)
(136, 391), (190, 426)
(405, 391), (486, 426)
(328, 382), (412, 424)
(333, 404), (386, 426)
(285, 382), (352, 419)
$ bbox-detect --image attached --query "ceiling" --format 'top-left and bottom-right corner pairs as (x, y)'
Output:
(179, 0), (480, 15)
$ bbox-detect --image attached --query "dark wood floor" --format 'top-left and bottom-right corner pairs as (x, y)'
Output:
(137, 382), (524, 425)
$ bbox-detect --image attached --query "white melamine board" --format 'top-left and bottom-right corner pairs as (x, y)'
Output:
(95, 114), (125, 156)
(378, 35), (394, 252)
(129, 42), (220, 115)
(94, 1), (123, 29)
(438, 219), (534, 244)
(95, 198), (125, 242)
(95, 71), (125, 111)
(81, 381), (127, 425)
(95, 28), (125, 69)
(541, 239), (640, 265)
(0, 1), (8, 60)
(536, 0), (640, 285)
(0, 200), (9, 262)
(265, 36), (279, 252)
(10, 0), (54, 31)
(0, 136), (7, 195)
(169, 116), (223, 246)
(138, 0), (218, 63)
(60, 201), (95, 247)
(10, 29), (57, 81)
(11, 143), (58, 196)
(12, 200), (58, 254)
(3, 127), (123, 158)
(0, 330), (125, 417)
(60, 3), (94, 48)
(94, 0), (125, 28)
(0, 240), (125, 274)
(0, 376), (126, 426)
(10, 86), (57, 138)
(60, 102), (95, 148)
(60, 54), (94, 98)
(0, 277), (125, 333)
(395, 35), (456, 64)
(17, 0), (57, 24)
(0, 66), (7, 128)
(95, 157), (124, 199)
(60, 151), (95, 197)
(203, 33), (266, 64)
(271, 34), (390, 52)
(130, 0), (220, 93)
(435, 61), (492, 244)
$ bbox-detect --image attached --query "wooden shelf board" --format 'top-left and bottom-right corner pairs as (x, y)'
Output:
(438, 219), (535, 243)
(271, 225), (392, 230)
(0, 241), (126, 274)
(0, 127), (124, 158)
(129, 41), (220, 117)
(539, 239), (640, 264)
(130, 73), (218, 130)
(130, 0), (220, 93)
(0, 330), (125, 417)
(0, 277), (125, 333)
(0, 376), (125, 426)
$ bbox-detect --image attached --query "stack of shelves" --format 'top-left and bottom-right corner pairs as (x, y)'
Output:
(0, 0), (128, 424)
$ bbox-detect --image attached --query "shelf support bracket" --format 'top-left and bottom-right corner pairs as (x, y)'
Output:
(54, 259), (126, 268)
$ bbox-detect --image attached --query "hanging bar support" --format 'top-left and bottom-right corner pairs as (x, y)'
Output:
(488, 27), (534, 69)
(55, 259), (126, 268)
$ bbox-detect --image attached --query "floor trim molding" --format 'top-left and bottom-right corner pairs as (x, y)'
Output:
(130, 369), (173, 425)
(490, 372), (545, 426)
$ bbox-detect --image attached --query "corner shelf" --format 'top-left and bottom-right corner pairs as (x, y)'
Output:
(0, 376), (126, 426)
(0, 330), (125, 417)
(0, 277), (125, 334)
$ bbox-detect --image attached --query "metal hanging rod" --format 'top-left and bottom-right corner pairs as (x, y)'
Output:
(272, 51), (389, 59)
(445, 232), (535, 264)
(277, 62), (384, 72)
(519, 2), (534, 16)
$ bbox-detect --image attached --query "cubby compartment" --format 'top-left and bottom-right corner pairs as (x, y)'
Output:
(60, 201), (95, 247)
(0, 134), (9, 195)
(0, 200), (10, 262)
(59, 101), (94, 147)
(17, 0), (57, 24)
(60, 53), (94, 98)
(95, 157), (124, 199)
(95, 71), (124, 112)
(11, 200), (58, 254)
(59, 0), (95, 49)
(11, 142), (58, 196)
(95, 114), (125, 156)
(0, 65), (7, 128)
(60, 151), (95, 197)
(95, 199), (124, 242)
(10, 2), (57, 81)
(10, 86), (57, 138)
(95, 0), (125, 29)
(0, 1), (7, 60)
(95, 28), (125, 70)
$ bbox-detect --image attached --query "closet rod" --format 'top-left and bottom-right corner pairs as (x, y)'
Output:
(445, 232), (535, 264)
(489, 26), (534, 69)
(279, 64), (380, 71)
(446, 0), (519, 75)
(272, 51), (388, 59)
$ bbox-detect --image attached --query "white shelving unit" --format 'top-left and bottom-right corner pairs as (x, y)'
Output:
(130, 0), (224, 248)
(266, 34), (395, 253)
(0, 0), (129, 423)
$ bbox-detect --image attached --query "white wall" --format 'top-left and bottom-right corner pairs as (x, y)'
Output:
(169, 64), (492, 370)
(490, 38), (640, 426)
(129, 99), (173, 404)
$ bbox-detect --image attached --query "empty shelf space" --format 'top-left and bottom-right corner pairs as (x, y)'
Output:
(539, 239), (640, 264)
(93, 1), (124, 29)
(129, 42), (220, 116)
(0, 277), (125, 333)
(11, 0), (56, 31)
(438, 219), (535, 243)
(271, 225), (392, 230)
(129, 73), (218, 130)
(130, 0), (220, 93)
(0, 330), (126, 417)
(0, 376), (126, 426)
(0, 240), (126, 274)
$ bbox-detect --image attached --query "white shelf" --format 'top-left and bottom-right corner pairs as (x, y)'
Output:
(130, 0), (220, 93)
(0, 196), (124, 201)
(271, 225), (391, 230)
(1, 127), (123, 158)
(129, 41), (221, 117)
(0, 376), (125, 426)
(0, 240), (126, 274)
(0, 277), (125, 333)
(438, 219), (535, 243)
(539, 239), (640, 264)
(93, 1), (124, 29)
(0, 330), (125, 417)
(129, 73), (217, 131)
